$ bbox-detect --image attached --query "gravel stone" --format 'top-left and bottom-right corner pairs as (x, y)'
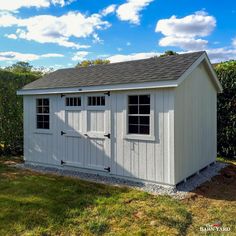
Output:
(15, 162), (226, 199)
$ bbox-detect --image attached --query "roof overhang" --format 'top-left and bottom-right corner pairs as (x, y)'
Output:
(17, 52), (223, 96)
(17, 80), (179, 95)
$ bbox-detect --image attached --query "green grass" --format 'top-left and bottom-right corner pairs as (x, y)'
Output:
(0, 157), (235, 235)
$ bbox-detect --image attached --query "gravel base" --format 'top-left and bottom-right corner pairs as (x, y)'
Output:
(15, 162), (226, 199)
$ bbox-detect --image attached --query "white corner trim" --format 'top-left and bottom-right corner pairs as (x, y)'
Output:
(17, 80), (178, 95)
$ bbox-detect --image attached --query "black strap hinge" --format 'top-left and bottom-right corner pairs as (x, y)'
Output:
(61, 160), (66, 165)
(104, 91), (110, 96)
(61, 131), (66, 136)
(104, 166), (110, 172)
(104, 133), (110, 139)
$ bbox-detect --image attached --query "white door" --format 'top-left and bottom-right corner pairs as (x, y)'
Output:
(60, 93), (111, 172)
(61, 95), (84, 167)
(84, 93), (111, 172)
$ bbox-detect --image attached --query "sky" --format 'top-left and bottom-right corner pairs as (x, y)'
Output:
(0, 0), (235, 69)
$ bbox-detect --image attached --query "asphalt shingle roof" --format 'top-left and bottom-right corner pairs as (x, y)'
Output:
(22, 51), (204, 90)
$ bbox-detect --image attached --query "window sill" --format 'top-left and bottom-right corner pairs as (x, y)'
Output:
(34, 130), (53, 135)
(124, 134), (155, 141)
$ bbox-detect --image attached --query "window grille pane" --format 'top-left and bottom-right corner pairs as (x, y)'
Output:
(43, 107), (49, 113)
(97, 96), (101, 105)
(101, 96), (105, 105)
(139, 95), (150, 104)
(37, 107), (43, 113)
(128, 105), (138, 114)
(43, 99), (49, 106)
(129, 96), (138, 104)
(139, 105), (150, 114)
(88, 97), (92, 106)
(74, 97), (78, 106)
(129, 125), (139, 134)
(140, 125), (149, 134)
(140, 116), (149, 125)
(37, 122), (43, 129)
(37, 99), (42, 106)
(44, 122), (49, 129)
(128, 116), (139, 125)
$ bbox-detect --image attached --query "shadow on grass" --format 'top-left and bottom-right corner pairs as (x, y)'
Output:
(189, 164), (236, 202)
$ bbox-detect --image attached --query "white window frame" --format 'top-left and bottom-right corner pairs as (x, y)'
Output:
(34, 96), (52, 134)
(64, 94), (83, 111)
(124, 91), (155, 141)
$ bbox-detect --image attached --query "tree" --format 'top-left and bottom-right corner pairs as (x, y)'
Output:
(76, 59), (110, 68)
(160, 51), (178, 57)
(5, 61), (33, 73)
(215, 60), (236, 158)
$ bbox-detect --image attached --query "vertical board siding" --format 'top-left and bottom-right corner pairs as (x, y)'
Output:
(111, 89), (175, 184)
(174, 63), (217, 183)
(24, 88), (175, 185)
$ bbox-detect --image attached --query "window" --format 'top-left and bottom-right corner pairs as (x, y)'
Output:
(128, 95), (150, 135)
(66, 97), (81, 106)
(88, 96), (105, 106)
(36, 98), (50, 129)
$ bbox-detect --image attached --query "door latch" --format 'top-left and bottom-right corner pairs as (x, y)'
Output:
(61, 131), (66, 136)
(104, 133), (110, 139)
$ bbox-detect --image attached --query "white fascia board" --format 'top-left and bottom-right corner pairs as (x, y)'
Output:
(203, 53), (223, 92)
(17, 80), (178, 95)
(176, 52), (223, 93)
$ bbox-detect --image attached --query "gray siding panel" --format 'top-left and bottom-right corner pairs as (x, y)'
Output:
(174, 63), (217, 183)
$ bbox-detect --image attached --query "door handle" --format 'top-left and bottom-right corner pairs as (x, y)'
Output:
(61, 131), (66, 135)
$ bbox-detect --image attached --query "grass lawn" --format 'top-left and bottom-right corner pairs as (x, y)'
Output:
(0, 157), (235, 236)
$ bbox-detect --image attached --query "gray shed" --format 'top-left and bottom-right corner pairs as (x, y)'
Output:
(17, 51), (222, 186)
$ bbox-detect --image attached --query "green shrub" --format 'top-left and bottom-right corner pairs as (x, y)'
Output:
(0, 70), (40, 156)
(215, 61), (236, 158)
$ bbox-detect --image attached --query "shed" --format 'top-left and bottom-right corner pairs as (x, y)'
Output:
(17, 51), (222, 186)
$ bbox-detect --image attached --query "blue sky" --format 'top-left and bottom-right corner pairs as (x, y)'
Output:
(0, 0), (235, 69)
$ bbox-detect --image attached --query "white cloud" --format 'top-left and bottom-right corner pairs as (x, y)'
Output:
(107, 52), (161, 63)
(0, 0), (74, 11)
(206, 48), (236, 63)
(159, 36), (208, 50)
(102, 4), (116, 16)
(126, 42), (131, 46)
(232, 38), (236, 47)
(0, 51), (64, 61)
(51, 0), (65, 7)
(156, 11), (216, 50)
(116, 0), (153, 24)
(156, 11), (216, 37)
(0, 11), (110, 49)
(0, 0), (50, 11)
(5, 34), (17, 39)
(72, 51), (89, 61)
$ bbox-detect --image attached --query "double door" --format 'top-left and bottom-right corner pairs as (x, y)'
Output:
(61, 93), (111, 172)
